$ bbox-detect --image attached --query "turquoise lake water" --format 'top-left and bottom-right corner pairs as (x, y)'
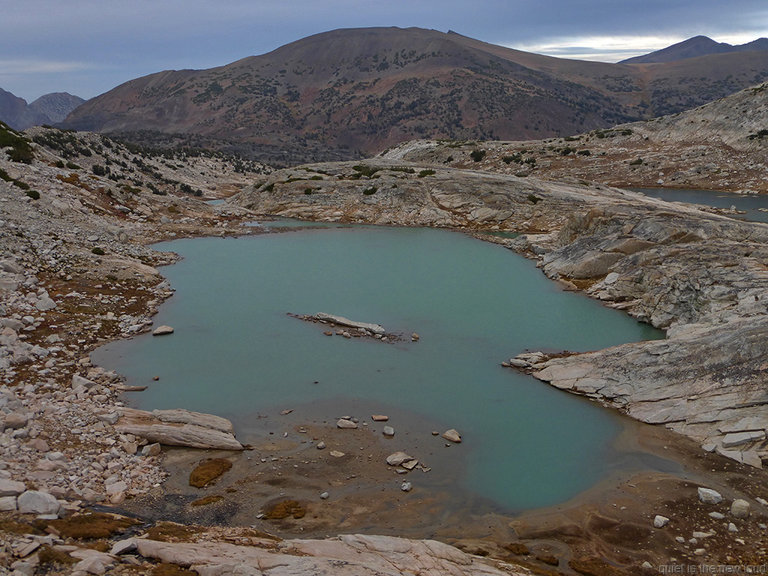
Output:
(94, 225), (663, 511)
(633, 188), (768, 223)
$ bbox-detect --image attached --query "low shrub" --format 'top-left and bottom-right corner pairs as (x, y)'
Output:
(470, 149), (486, 162)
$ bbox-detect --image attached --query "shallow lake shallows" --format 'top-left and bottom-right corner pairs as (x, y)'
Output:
(94, 225), (662, 511)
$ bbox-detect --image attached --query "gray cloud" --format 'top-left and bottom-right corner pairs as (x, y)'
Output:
(2, 0), (766, 100)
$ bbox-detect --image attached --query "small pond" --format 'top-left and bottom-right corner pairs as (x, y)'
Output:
(632, 188), (768, 223)
(94, 225), (664, 511)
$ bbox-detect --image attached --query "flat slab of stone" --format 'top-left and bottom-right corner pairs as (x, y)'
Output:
(315, 313), (386, 335)
(386, 452), (415, 466)
(152, 408), (235, 434)
(441, 429), (462, 443)
(0, 496), (17, 511)
(337, 418), (358, 429)
(722, 430), (766, 448)
(121, 533), (522, 576)
(115, 408), (243, 450)
(0, 478), (26, 496)
(152, 325), (174, 336)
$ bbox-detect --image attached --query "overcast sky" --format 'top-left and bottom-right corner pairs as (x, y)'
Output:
(2, 0), (767, 102)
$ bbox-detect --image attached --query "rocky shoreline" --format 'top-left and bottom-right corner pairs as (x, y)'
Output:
(2, 123), (768, 574)
(234, 159), (768, 470)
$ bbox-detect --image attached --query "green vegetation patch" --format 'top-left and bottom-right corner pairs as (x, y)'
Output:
(470, 149), (486, 162)
(32, 128), (91, 159)
(0, 121), (34, 163)
(418, 169), (436, 178)
(352, 164), (381, 178)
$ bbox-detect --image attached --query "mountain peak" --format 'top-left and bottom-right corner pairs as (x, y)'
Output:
(0, 88), (84, 130)
(621, 35), (768, 64)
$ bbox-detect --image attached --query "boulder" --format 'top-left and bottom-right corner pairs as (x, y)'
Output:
(35, 295), (56, 311)
(653, 515), (670, 528)
(386, 452), (414, 466)
(0, 478), (26, 496)
(17, 490), (60, 515)
(337, 418), (358, 429)
(72, 374), (98, 389)
(442, 429), (462, 443)
(730, 499), (750, 519)
(115, 408), (243, 450)
(698, 487), (723, 505)
(152, 325), (174, 336)
(4, 412), (29, 429)
(0, 496), (17, 511)
(142, 443), (162, 456)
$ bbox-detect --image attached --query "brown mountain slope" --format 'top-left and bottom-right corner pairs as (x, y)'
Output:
(382, 82), (768, 192)
(62, 27), (768, 164)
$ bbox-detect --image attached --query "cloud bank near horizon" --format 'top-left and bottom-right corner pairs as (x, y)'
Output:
(2, 0), (767, 101)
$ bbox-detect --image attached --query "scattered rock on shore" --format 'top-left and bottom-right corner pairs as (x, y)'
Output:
(442, 429), (462, 443)
(698, 487), (723, 504)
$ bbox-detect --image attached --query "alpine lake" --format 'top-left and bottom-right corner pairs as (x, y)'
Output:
(94, 221), (670, 517)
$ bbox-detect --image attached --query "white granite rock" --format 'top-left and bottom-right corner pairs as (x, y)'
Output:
(17, 490), (60, 515)
(0, 478), (26, 496)
(441, 429), (462, 443)
(731, 499), (750, 519)
(698, 487), (723, 504)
